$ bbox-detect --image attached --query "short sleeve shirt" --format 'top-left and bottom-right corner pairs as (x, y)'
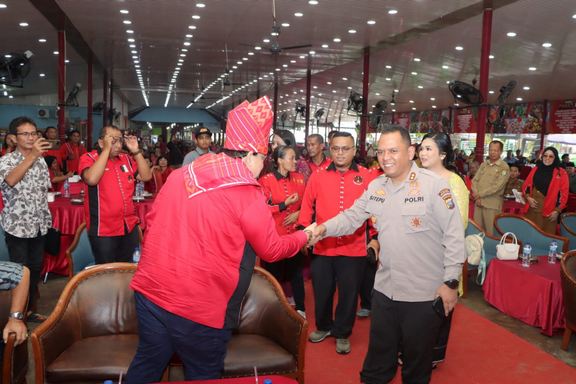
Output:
(0, 150), (52, 238)
(0, 261), (24, 290)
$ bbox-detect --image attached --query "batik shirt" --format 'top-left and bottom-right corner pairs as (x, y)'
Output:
(0, 150), (52, 238)
(0, 261), (24, 290)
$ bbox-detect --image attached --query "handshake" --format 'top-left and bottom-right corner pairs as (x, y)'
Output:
(303, 222), (325, 246)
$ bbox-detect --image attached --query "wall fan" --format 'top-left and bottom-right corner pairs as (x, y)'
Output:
(347, 91), (363, 115)
(0, 50), (33, 88)
(369, 100), (387, 128)
(448, 80), (484, 105)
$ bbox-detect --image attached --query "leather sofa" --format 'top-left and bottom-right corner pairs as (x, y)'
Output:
(561, 251), (576, 350)
(32, 264), (307, 383)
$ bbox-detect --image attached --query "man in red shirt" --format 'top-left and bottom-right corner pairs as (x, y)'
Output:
(78, 125), (152, 264)
(60, 129), (86, 174)
(42, 126), (62, 167)
(298, 131), (375, 355)
(127, 97), (312, 383)
(296, 133), (331, 181)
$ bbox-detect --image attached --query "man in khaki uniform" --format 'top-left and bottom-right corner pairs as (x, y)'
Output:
(471, 141), (510, 235)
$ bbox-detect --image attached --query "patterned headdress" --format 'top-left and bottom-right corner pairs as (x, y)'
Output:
(224, 96), (274, 155)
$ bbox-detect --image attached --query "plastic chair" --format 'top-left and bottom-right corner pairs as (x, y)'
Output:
(462, 219), (501, 297)
(0, 228), (10, 262)
(65, 222), (95, 277)
(560, 251), (576, 350)
(560, 212), (576, 251)
(494, 213), (569, 256)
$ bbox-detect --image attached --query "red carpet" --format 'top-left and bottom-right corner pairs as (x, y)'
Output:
(302, 285), (576, 383)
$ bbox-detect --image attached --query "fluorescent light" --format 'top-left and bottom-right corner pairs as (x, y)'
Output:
(385, 65), (392, 69)
(455, 46), (464, 51)
(308, 0), (319, 4)
(19, 22), (29, 27)
(516, 97), (523, 101)
(442, 65), (449, 69)
(388, 9), (398, 15)
(333, 37), (341, 43)
(196, 3), (206, 8)
(367, 20), (376, 25)
(188, 25), (196, 30)
(528, 66), (537, 71)
(542, 42), (552, 48)
(281, 22), (290, 27)
(507, 32), (517, 37)
(126, 30), (134, 34)
(120, 9), (129, 14)
(523, 86), (530, 90)
(123, 20), (132, 24)
(321, 44), (329, 48)
(348, 29), (357, 34)
(39, 73), (45, 77)
(294, 12), (303, 17)
(192, 15), (200, 19)
(413, 57), (421, 62)
(489, 55), (495, 59)
(38, 38), (47, 43)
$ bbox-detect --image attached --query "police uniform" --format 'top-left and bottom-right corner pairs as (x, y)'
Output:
(78, 150), (140, 264)
(322, 162), (465, 383)
(298, 162), (376, 341)
(472, 159), (509, 235)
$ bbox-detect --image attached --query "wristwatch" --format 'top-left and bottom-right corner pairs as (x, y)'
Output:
(9, 311), (24, 320)
(444, 279), (459, 290)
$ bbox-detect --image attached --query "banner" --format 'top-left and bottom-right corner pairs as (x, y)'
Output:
(486, 102), (544, 134)
(548, 100), (576, 133)
(392, 110), (451, 133)
(453, 107), (478, 133)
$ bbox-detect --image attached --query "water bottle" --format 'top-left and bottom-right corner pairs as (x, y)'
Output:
(548, 241), (558, 264)
(132, 245), (141, 263)
(136, 180), (144, 198)
(263, 379), (273, 384)
(63, 179), (70, 198)
(522, 244), (532, 268)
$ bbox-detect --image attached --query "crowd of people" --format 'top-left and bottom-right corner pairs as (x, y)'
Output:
(0, 108), (574, 383)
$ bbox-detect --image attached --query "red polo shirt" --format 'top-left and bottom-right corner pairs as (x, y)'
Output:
(60, 142), (87, 174)
(259, 171), (306, 235)
(78, 150), (139, 237)
(298, 162), (376, 257)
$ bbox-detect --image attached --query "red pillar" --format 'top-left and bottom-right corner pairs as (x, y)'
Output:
(57, 30), (66, 140)
(87, 55), (93, 149)
(475, 1), (493, 163)
(359, 47), (370, 159)
(305, 59), (312, 139)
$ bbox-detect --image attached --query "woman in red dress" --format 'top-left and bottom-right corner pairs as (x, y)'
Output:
(258, 145), (307, 317)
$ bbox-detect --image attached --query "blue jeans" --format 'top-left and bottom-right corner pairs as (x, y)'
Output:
(126, 292), (232, 383)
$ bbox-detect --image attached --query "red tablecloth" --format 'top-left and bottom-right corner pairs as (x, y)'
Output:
(42, 196), (156, 276)
(502, 199), (524, 214)
(167, 376), (296, 384)
(483, 256), (565, 336)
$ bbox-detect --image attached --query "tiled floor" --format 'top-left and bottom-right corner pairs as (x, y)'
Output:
(25, 274), (575, 383)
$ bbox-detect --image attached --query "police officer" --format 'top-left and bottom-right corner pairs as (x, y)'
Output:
(471, 140), (509, 235)
(311, 126), (465, 384)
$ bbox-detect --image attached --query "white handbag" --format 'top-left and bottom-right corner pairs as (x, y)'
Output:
(496, 232), (520, 260)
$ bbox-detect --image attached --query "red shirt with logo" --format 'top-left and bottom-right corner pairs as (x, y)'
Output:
(78, 150), (139, 236)
(259, 171), (306, 235)
(60, 143), (87, 174)
(298, 162), (376, 256)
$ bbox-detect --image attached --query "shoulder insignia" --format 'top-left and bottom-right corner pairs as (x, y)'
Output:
(408, 180), (420, 196)
(376, 189), (386, 196)
(438, 188), (455, 209)
(409, 172), (416, 181)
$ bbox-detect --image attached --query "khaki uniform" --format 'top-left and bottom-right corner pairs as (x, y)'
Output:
(472, 159), (509, 235)
(323, 162), (465, 302)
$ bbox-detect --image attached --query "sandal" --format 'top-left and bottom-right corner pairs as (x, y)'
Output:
(27, 312), (47, 323)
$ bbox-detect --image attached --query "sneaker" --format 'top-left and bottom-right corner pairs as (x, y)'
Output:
(296, 310), (306, 319)
(356, 308), (371, 318)
(308, 330), (331, 343)
(336, 338), (351, 354)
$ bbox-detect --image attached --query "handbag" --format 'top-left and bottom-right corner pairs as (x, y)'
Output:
(465, 232), (485, 266)
(44, 227), (61, 256)
(496, 232), (519, 260)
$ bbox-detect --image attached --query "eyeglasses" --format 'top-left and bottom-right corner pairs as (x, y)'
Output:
(16, 131), (39, 138)
(100, 136), (124, 145)
(330, 146), (353, 153)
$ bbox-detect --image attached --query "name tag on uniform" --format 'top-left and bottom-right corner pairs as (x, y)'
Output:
(121, 165), (129, 173)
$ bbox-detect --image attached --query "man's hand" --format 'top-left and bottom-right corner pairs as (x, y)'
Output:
(3, 318), (27, 346)
(283, 211), (299, 226)
(548, 210), (559, 222)
(475, 197), (482, 207)
(32, 138), (51, 158)
(124, 135), (140, 154)
(367, 239), (380, 263)
(527, 196), (539, 209)
(307, 223), (325, 246)
(285, 193), (299, 206)
(101, 134), (114, 153)
(435, 284), (458, 316)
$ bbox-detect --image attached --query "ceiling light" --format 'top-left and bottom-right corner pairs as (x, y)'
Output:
(129, 44), (136, 48)
(188, 25), (196, 30)
(128, 38), (135, 42)
(326, 81), (332, 85)
(542, 42), (552, 48)
(332, 90), (337, 93)
(489, 54), (495, 59)
(263, 38), (270, 43)
(388, 9), (398, 15)
(132, 55), (138, 59)
(38, 38), (47, 43)
(183, 42), (191, 46)
(192, 15), (200, 19)
(528, 66), (537, 71)
(196, 3), (206, 8)
(348, 29), (357, 34)
(455, 45), (464, 51)
(432, 105), (437, 109)
(232, 65), (237, 69)
(409, 100), (414, 104)
(275, 68), (281, 71)
(254, 46), (262, 51)
(282, 64), (288, 68)
(19, 22), (29, 27)
(65, 59), (70, 63)
(123, 20), (132, 24)
(516, 97), (523, 101)
(242, 57), (248, 61)
(321, 44), (329, 48)
(442, 65), (449, 69)
(375, 92), (380, 96)
(411, 72), (418, 75)
(248, 51), (254, 55)
(308, 0), (319, 4)
(430, 97), (436, 101)
(53, 51), (59, 55)
(342, 77), (348, 81)
(523, 86), (530, 90)
(120, 9), (129, 14)
(417, 85), (423, 89)
(394, 89), (399, 93)
(299, 55), (305, 59)
(333, 37), (341, 43)
(281, 22), (290, 27)
(126, 30), (134, 34)
(39, 73), (45, 77)
(573, 14), (576, 19)
(237, 61), (242, 64)
(506, 32), (517, 37)
(290, 59), (296, 63)
(367, 20), (376, 25)
(489, 90), (495, 94)
(412, 107), (417, 111)
(309, 50), (316, 55)
(385, 65), (392, 69)
(131, 50), (137, 54)
(385, 77), (391, 81)
(182, 48), (188, 52)
(413, 57), (421, 62)
(294, 12), (303, 17)
(347, 86), (352, 90)
(185, 34), (193, 38)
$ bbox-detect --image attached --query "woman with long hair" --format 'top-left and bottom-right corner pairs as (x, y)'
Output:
(419, 132), (469, 367)
(522, 146), (569, 234)
(258, 145), (307, 317)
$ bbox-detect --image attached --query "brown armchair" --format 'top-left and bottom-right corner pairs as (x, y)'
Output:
(560, 251), (576, 350)
(31, 263), (138, 383)
(0, 290), (27, 384)
(169, 266), (308, 383)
